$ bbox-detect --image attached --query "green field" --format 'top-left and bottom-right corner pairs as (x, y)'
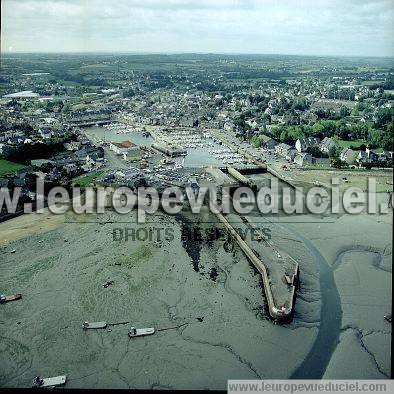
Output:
(0, 159), (25, 177)
(72, 171), (103, 186)
(362, 80), (384, 86)
(336, 139), (365, 149)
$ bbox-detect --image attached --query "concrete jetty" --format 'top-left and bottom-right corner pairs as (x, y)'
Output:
(215, 211), (299, 322)
(151, 143), (187, 157)
(227, 167), (257, 191)
(267, 165), (303, 193)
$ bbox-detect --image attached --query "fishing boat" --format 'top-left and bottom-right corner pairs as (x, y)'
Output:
(32, 375), (66, 388)
(128, 327), (155, 338)
(384, 314), (392, 323)
(82, 321), (107, 329)
(0, 294), (22, 303)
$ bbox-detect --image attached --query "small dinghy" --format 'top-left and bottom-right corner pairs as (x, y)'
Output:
(82, 321), (107, 330)
(128, 327), (155, 338)
(32, 375), (66, 388)
(0, 294), (22, 304)
(384, 314), (392, 323)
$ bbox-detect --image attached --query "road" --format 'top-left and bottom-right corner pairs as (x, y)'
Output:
(104, 147), (129, 170)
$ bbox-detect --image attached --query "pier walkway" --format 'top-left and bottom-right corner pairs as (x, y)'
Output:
(215, 211), (299, 322)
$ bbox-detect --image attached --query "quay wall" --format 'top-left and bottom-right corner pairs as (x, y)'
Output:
(215, 211), (298, 322)
(227, 167), (257, 191)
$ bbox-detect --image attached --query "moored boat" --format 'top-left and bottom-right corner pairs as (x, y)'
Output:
(0, 293), (22, 303)
(82, 321), (107, 329)
(32, 375), (66, 388)
(128, 327), (155, 338)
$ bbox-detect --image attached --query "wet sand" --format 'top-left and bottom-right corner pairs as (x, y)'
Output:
(0, 192), (391, 387)
(284, 198), (392, 379)
(1, 209), (317, 389)
(0, 209), (63, 247)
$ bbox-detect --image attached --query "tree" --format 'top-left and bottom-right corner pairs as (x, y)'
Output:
(379, 132), (393, 151)
(250, 135), (263, 148)
(62, 102), (72, 113)
(350, 122), (369, 140)
(280, 130), (293, 144)
(366, 128), (393, 151)
(328, 146), (340, 159)
(331, 158), (344, 168)
(306, 146), (326, 158)
(375, 107), (392, 128)
(340, 106), (351, 118)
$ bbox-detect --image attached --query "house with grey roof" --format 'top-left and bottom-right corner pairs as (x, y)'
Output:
(295, 137), (321, 153)
(294, 152), (313, 166)
(356, 148), (378, 164)
(340, 148), (358, 164)
(260, 134), (278, 149)
(0, 178), (9, 188)
(275, 143), (292, 157)
(320, 137), (336, 154)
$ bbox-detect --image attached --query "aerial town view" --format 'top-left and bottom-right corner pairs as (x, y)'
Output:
(0, 0), (392, 391)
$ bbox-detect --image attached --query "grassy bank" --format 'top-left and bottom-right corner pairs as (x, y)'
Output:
(72, 171), (103, 186)
(0, 159), (25, 177)
(336, 139), (365, 149)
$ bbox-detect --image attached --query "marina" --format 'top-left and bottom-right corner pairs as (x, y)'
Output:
(86, 124), (252, 168)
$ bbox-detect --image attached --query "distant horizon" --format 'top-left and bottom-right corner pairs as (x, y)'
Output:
(2, 0), (393, 57)
(1, 50), (394, 60)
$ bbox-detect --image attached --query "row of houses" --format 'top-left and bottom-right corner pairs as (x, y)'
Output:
(295, 136), (336, 154)
(274, 143), (331, 166)
(275, 140), (393, 166)
(0, 166), (37, 202)
(0, 130), (25, 143)
(268, 130), (393, 167)
(255, 134), (336, 155)
(29, 140), (105, 178)
(340, 147), (393, 165)
(0, 140), (106, 208)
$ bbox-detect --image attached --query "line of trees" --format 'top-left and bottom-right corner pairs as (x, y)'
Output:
(269, 114), (393, 151)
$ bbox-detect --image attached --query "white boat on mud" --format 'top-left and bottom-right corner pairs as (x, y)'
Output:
(0, 293), (22, 303)
(128, 327), (155, 338)
(32, 375), (66, 388)
(82, 321), (107, 329)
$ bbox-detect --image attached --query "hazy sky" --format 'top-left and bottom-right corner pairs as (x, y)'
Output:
(1, 0), (393, 56)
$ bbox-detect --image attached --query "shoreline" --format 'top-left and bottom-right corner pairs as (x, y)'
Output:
(0, 192), (391, 386)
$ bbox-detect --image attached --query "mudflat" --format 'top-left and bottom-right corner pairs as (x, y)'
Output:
(0, 198), (391, 388)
